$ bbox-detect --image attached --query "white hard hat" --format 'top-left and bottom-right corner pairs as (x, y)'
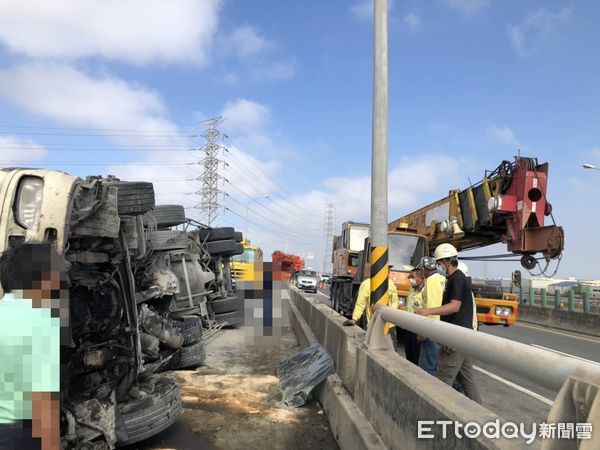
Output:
(457, 261), (470, 277)
(434, 243), (458, 261)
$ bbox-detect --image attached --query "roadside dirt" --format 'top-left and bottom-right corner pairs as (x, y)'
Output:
(127, 325), (338, 450)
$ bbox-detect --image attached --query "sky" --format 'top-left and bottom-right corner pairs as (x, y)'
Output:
(0, 0), (598, 280)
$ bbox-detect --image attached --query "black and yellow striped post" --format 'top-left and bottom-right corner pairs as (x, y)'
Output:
(370, 245), (391, 334)
(369, 246), (389, 307)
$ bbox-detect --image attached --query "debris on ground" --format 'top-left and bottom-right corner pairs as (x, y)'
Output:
(276, 343), (335, 407)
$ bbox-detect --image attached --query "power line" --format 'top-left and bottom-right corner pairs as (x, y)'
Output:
(222, 174), (323, 231)
(223, 135), (323, 213)
(0, 124), (194, 133)
(223, 150), (324, 217)
(222, 206), (313, 245)
(0, 161), (194, 166)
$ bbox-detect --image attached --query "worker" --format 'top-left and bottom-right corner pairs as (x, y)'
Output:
(404, 268), (424, 365)
(416, 256), (445, 376)
(415, 243), (482, 404)
(457, 261), (478, 331)
(0, 243), (64, 450)
(343, 264), (398, 328)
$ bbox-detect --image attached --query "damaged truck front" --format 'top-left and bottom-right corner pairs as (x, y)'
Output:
(0, 168), (183, 449)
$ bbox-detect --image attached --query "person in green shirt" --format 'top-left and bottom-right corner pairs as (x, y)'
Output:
(343, 264), (398, 330)
(0, 243), (63, 450)
(404, 268), (424, 365)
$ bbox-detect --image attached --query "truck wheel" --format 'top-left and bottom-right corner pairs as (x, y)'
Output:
(205, 239), (236, 256)
(146, 205), (186, 228)
(198, 227), (235, 242)
(220, 243), (244, 257)
(172, 316), (202, 346)
(165, 340), (206, 370)
(149, 230), (189, 251)
(110, 181), (156, 216)
(116, 375), (182, 446)
(213, 309), (243, 327)
(209, 294), (244, 315)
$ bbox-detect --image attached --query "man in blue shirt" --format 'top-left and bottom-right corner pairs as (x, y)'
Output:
(0, 243), (63, 450)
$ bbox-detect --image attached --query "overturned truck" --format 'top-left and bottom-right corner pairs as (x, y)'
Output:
(0, 168), (244, 449)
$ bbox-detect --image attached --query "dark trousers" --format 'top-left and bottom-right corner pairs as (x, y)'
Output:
(0, 420), (41, 450)
(404, 331), (421, 365)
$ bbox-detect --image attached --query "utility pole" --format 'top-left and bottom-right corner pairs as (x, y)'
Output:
(194, 117), (226, 226)
(323, 203), (336, 274)
(370, 0), (389, 310)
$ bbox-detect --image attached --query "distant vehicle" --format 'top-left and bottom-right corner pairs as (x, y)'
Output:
(231, 240), (263, 282)
(320, 273), (332, 284)
(297, 269), (319, 294)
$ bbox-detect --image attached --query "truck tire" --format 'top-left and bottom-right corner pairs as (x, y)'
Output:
(172, 316), (202, 346)
(165, 340), (206, 370)
(234, 231), (243, 243)
(209, 295), (244, 315)
(214, 309), (243, 327)
(221, 243), (244, 257)
(150, 230), (189, 251)
(198, 227), (235, 242)
(116, 375), (182, 446)
(146, 205), (186, 228)
(205, 239), (236, 256)
(111, 181), (156, 216)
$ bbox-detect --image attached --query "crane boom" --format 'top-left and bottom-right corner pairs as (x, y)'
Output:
(389, 157), (564, 270)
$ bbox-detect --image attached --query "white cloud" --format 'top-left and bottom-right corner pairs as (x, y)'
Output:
(224, 25), (274, 60)
(351, 0), (396, 21)
(507, 8), (572, 58)
(0, 0), (221, 67)
(403, 13), (422, 33)
(295, 154), (462, 223)
(219, 25), (298, 82)
(249, 57), (299, 82)
(443, 0), (490, 16)
(222, 99), (271, 136)
(0, 136), (47, 165)
(0, 63), (183, 149)
(489, 126), (519, 146)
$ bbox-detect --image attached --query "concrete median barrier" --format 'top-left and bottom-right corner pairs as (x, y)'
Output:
(289, 286), (525, 449)
(518, 304), (600, 337)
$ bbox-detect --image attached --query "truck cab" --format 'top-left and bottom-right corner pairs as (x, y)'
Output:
(230, 239), (263, 283)
(331, 221), (428, 318)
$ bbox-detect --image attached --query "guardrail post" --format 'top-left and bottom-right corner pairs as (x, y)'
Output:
(568, 289), (575, 312)
(541, 288), (547, 308)
(528, 287), (535, 305)
(583, 291), (590, 314)
(554, 290), (561, 309)
(519, 285), (524, 304)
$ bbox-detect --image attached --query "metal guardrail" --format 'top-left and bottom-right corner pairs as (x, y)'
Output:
(365, 307), (600, 391)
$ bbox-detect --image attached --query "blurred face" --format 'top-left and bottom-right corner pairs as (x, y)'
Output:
(23, 254), (68, 310)
(408, 271), (423, 287)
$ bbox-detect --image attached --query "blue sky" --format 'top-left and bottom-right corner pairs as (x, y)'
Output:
(0, 0), (598, 279)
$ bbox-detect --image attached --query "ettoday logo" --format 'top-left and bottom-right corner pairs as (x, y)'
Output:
(417, 420), (592, 445)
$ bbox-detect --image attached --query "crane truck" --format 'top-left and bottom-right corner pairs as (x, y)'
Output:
(330, 156), (564, 327)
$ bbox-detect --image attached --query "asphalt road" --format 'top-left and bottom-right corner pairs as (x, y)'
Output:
(308, 285), (600, 430)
